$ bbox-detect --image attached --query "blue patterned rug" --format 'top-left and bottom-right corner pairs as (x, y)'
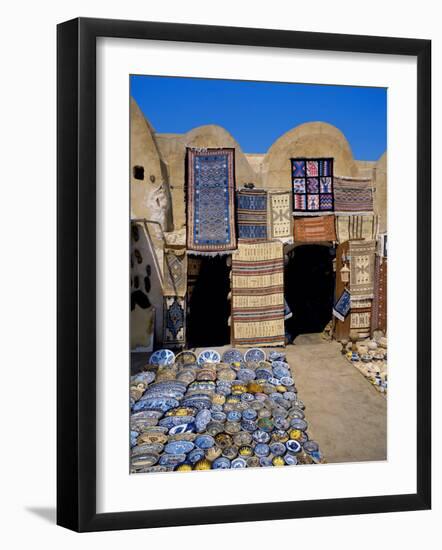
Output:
(237, 189), (268, 240)
(163, 296), (186, 347)
(186, 148), (237, 255)
(332, 288), (351, 321)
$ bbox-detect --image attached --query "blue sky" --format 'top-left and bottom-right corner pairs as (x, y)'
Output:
(131, 75), (387, 161)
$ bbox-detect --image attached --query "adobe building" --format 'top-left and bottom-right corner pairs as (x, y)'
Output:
(129, 97), (387, 352)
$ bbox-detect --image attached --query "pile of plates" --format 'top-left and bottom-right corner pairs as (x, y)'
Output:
(130, 347), (323, 473)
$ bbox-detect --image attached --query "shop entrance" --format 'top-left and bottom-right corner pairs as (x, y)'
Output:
(285, 244), (335, 339)
(186, 256), (231, 348)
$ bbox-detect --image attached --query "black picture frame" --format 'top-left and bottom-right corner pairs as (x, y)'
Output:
(57, 17), (431, 532)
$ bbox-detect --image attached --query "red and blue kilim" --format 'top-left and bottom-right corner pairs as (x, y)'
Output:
(291, 158), (335, 216)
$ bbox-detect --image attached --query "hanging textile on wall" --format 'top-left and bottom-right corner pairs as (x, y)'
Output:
(237, 188), (268, 240)
(186, 148), (237, 255)
(293, 215), (336, 242)
(163, 296), (186, 347)
(163, 247), (188, 297)
(333, 175), (374, 213)
(371, 256), (387, 334)
(268, 190), (293, 243)
(350, 305), (372, 339)
(291, 158), (334, 215)
(231, 241), (285, 347)
(349, 240), (376, 300)
(335, 214), (379, 243)
(333, 288), (351, 321)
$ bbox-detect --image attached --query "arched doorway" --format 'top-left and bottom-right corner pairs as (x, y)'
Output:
(285, 244), (335, 339)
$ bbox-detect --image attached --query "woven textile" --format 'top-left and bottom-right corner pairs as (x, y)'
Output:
(333, 288), (351, 321)
(294, 215), (336, 242)
(268, 191), (293, 242)
(371, 256), (387, 333)
(231, 241), (285, 347)
(350, 306), (372, 338)
(186, 148), (237, 254)
(163, 296), (186, 347)
(334, 176), (374, 213)
(349, 240), (376, 300)
(291, 158), (334, 215)
(163, 248), (187, 297)
(237, 189), (268, 240)
(336, 214), (379, 243)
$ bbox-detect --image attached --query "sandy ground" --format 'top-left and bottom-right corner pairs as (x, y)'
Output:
(131, 334), (387, 464)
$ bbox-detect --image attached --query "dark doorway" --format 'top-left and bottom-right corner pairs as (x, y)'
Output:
(285, 245), (335, 338)
(187, 256), (230, 348)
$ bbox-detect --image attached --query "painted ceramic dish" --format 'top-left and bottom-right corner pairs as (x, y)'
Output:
(175, 463), (193, 472)
(131, 371), (156, 385)
(136, 432), (168, 445)
(240, 392), (255, 403)
(260, 456), (273, 467)
(242, 408), (258, 421)
(159, 415), (195, 429)
(149, 349), (176, 366)
(165, 407), (197, 417)
(289, 429), (303, 441)
(131, 454), (159, 468)
(206, 446), (222, 461)
(303, 440), (319, 453)
(271, 361), (290, 378)
(244, 348), (266, 362)
(217, 368), (236, 381)
(233, 431), (253, 446)
(194, 458), (212, 470)
(237, 368), (256, 382)
(222, 446), (238, 460)
(214, 433), (233, 449)
(284, 454), (298, 465)
(254, 443), (270, 457)
(187, 448), (206, 464)
(255, 368), (273, 381)
(158, 453), (186, 467)
(238, 445), (253, 457)
(224, 421), (241, 434)
(241, 419), (258, 432)
(226, 410), (242, 422)
(212, 456), (231, 469)
(197, 349), (221, 365)
(252, 429), (271, 443)
(175, 350), (197, 366)
(211, 411), (227, 423)
(194, 434), (215, 449)
(222, 349), (244, 364)
(257, 417), (274, 432)
(206, 422), (225, 436)
(194, 409), (212, 432)
(269, 351), (286, 362)
(132, 397), (179, 413)
(247, 457), (260, 468)
(269, 442), (286, 456)
(231, 457), (247, 468)
(131, 443), (164, 456)
(272, 456), (285, 466)
(168, 422), (196, 435)
(280, 376), (294, 387)
(164, 440), (195, 455)
(286, 439), (302, 453)
(290, 418), (308, 431)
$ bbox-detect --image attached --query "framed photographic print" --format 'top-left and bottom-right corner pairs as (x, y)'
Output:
(57, 18), (431, 532)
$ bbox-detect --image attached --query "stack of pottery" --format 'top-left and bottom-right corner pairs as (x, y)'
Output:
(129, 347), (324, 473)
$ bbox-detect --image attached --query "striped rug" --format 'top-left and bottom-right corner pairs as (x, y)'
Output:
(334, 175), (374, 213)
(231, 241), (285, 347)
(294, 215), (336, 242)
(336, 214), (379, 243)
(237, 189), (268, 241)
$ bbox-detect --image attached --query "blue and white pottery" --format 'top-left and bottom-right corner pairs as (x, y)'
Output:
(149, 349), (176, 366)
(242, 408), (258, 421)
(222, 349), (243, 364)
(195, 409), (212, 432)
(280, 376), (294, 387)
(132, 397), (179, 413)
(241, 419), (258, 432)
(211, 411), (226, 423)
(274, 416), (290, 430)
(231, 457), (247, 468)
(131, 371), (156, 385)
(158, 453), (186, 467)
(254, 443), (270, 457)
(226, 410), (242, 422)
(245, 348), (266, 362)
(286, 440), (302, 453)
(237, 368), (256, 382)
(240, 393), (254, 403)
(187, 448), (206, 464)
(159, 415), (195, 429)
(284, 391), (297, 401)
(271, 361), (290, 378)
(252, 429), (271, 443)
(303, 440), (319, 454)
(284, 454), (298, 465)
(269, 351), (286, 362)
(130, 431), (139, 448)
(168, 422), (196, 435)
(269, 442), (286, 456)
(255, 368), (272, 381)
(212, 457), (231, 469)
(259, 456), (273, 467)
(290, 418), (308, 431)
(194, 434), (215, 449)
(164, 440), (195, 455)
(197, 349), (221, 365)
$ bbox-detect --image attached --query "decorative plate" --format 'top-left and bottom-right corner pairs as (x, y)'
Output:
(149, 349), (176, 366)
(290, 418), (308, 431)
(212, 456), (231, 469)
(289, 429), (303, 441)
(158, 453), (186, 467)
(206, 422), (225, 436)
(254, 443), (270, 457)
(211, 411), (227, 423)
(280, 376), (294, 387)
(168, 422), (196, 435)
(269, 351), (286, 362)
(136, 432), (168, 446)
(217, 368), (236, 382)
(197, 349), (221, 365)
(195, 409), (212, 432)
(242, 408), (258, 421)
(284, 454), (298, 465)
(187, 448), (206, 464)
(269, 442), (286, 456)
(226, 410), (242, 422)
(131, 371), (156, 385)
(259, 456), (273, 467)
(252, 429), (271, 443)
(241, 419), (258, 432)
(175, 350), (198, 366)
(272, 456), (285, 466)
(222, 349), (244, 364)
(214, 433), (233, 449)
(257, 417), (274, 432)
(244, 348), (266, 363)
(131, 442), (165, 457)
(159, 415), (195, 429)
(132, 397), (179, 413)
(255, 369), (273, 381)
(194, 434), (215, 449)
(284, 391), (297, 402)
(165, 407), (197, 417)
(247, 456), (260, 468)
(303, 440), (319, 453)
(231, 457), (247, 468)
(240, 392), (255, 403)
(222, 446), (238, 460)
(224, 421), (241, 435)
(286, 439), (302, 453)
(237, 368), (256, 382)
(238, 445), (253, 457)
(164, 440), (195, 455)
(233, 431), (253, 446)
(131, 454), (159, 468)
